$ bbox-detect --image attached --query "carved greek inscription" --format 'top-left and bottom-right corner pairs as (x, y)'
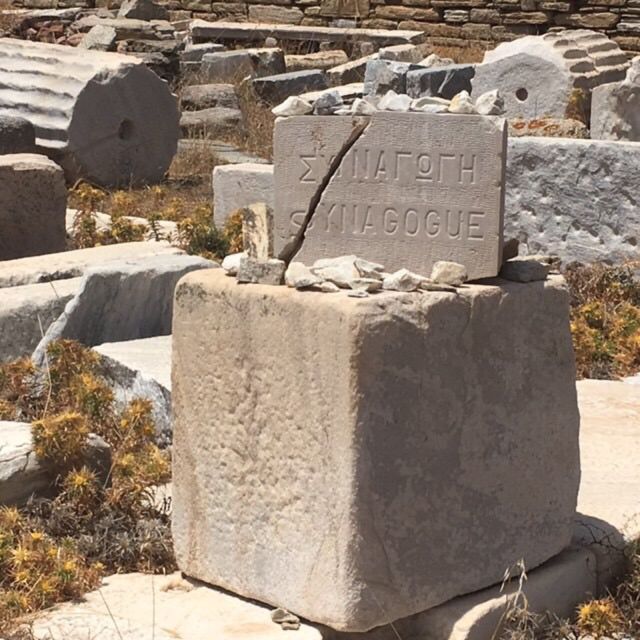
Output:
(295, 150), (478, 186)
(274, 112), (505, 279)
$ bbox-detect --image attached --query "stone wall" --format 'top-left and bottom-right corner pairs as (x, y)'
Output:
(11, 0), (640, 54)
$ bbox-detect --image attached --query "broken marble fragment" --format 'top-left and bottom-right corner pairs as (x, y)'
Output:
(420, 281), (458, 293)
(475, 89), (505, 116)
(354, 257), (385, 280)
(351, 97), (377, 115)
(242, 203), (273, 261)
(378, 90), (412, 112)
(431, 261), (468, 286)
(311, 255), (359, 288)
(320, 281), (340, 293)
(350, 278), (382, 292)
(448, 90), (476, 114)
(419, 53), (454, 68)
(285, 261), (323, 289)
(313, 90), (343, 115)
(272, 96), (313, 117)
(237, 256), (285, 285)
(411, 96), (450, 113)
(221, 252), (244, 276)
(382, 268), (426, 292)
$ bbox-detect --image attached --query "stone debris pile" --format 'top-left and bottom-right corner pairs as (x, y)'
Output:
(273, 88), (505, 117)
(223, 251), (553, 293)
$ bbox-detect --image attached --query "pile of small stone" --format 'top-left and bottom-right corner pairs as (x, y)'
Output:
(222, 253), (468, 295)
(272, 88), (505, 118)
(223, 252), (554, 291)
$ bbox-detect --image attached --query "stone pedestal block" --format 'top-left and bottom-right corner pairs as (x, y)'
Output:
(172, 269), (580, 632)
(0, 154), (66, 261)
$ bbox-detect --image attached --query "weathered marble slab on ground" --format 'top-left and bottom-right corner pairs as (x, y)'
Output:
(172, 269), (580, 632)
(274, 113), (507, 280)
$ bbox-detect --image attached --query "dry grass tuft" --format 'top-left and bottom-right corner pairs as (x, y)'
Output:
(233, 81), (275, 162)
(564, 262), (640, 380)
(0, 340), (174, 636)
(497, 538), (640, 640)
(0, 0), (18, 35)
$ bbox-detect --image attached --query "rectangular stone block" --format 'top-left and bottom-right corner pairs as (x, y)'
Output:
(0, 154), (67, 261)
(172, 269), (580, 632)
(250, 69), (328, 104)
(505, 136), (640, 264)
(406, 63), (475, 98)
(318, 0), (370, 17)
(213, 162), (274, 228)
(274, 113), (506, 280)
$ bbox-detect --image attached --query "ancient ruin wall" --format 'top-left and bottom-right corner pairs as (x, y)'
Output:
(10, 0), (640, 54)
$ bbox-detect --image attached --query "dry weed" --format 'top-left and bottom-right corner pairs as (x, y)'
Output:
(233, 81), (275, 161)
(0, 340), (174, 636)
(564, 262), (640, 380)
(0, 0), (18, 35)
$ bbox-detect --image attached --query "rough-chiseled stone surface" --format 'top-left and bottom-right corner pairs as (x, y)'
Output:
(0, 38), (180, 187)
(505, 136), (640, 263)
(275, 113), (507, 280)
(0, 116), (36, 154)
(406, 64), (476, 99)
(78, 24), (117, 51)
(180, 84), (238, 111)
(591, 57), (640, 141)
(172, 269), (580, 632)
(213, 162), (274, 228)
(250, 69), (328, 104)
(200, 48), (285, 83)
(179, 107), (242, 137)
(0, 154), (67, 261)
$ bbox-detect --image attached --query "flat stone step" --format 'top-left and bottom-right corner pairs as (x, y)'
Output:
(189, 19), (426, 47)
(0, 241), (183, 289)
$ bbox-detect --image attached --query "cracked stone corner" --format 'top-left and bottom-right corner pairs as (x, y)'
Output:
(279, 117), (371, 265)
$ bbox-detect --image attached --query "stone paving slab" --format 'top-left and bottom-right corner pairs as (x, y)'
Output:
(0, 242), (183, 288)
